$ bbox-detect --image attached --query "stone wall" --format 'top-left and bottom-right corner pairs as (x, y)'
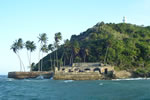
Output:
(53, 72), (101, 80)
(55, 65), (114, 74)
(8, 71), (53, 79)
(72, 62), (100, 67)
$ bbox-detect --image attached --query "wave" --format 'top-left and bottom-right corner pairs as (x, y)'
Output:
(99, 83), (103, 85)
(112, 77), (150, 81)
(50, 77), (53, 80)
(7, 78), (15, 82)
(35, 75), (44, 80)
(64, 80), (74, 83)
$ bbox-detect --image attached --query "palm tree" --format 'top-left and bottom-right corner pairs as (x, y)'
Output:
(25, 41), (36, 71)
(48, 44), (54, 70)
(41, 44), (48, 71)
(70, 41), (80, 65)
(63, 39), (70, 66)
(53, 42), (57, 67)
(38, 33), (48, 71)
(17, 38), (25, 71)
(104, 38), (113, 64)
(81, 47), (89, 62)
(54, 32), (62, 68)
(11, 38), (25, 72)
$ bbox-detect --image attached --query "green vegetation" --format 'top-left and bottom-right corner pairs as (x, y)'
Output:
(11, 22), (150, 75)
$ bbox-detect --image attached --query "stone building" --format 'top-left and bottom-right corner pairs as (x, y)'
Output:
(54, 63), (114, 80)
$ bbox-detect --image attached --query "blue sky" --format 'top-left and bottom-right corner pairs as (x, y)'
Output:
(0, 0), (150, 75)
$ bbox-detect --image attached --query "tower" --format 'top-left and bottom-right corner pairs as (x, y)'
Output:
(122, 16), (126, 23)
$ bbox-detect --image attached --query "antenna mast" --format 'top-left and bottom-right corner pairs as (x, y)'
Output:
(123, 16), (126, 23)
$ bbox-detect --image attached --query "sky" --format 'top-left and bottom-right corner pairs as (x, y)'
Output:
(0, 0), (150, 75)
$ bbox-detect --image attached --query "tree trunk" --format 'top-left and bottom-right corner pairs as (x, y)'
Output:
(60, 51), (64, 67)
(104, 46), (109, 64)
(56, 50), (58, 68)
(50, 54), (53, 70)
(84, 54), (86, 62)
(20, 58), (25, 72)
(54, 52), (55, 67)
(38, 49), (41, 71)
(64, 56), (65, 66)
(17, 53), (25, 72)
(30, 51), (32, 72)
(69, 53), (72, 65)
(72, 54), (74, 65)
(27, 51), (31, 71)
(16, 53), (22, 72)
(41, 52), (43, 71)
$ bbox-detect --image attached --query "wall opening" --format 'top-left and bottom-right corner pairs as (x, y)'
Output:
(84, 68), (91, 71)
(79, 70), (84, 72)
(104, 68), (108, 74)
(69, 69), (73, 72)
(62, 68), (65, 71)
(74, 68), (79, 71)
(93, 68), (101, 73)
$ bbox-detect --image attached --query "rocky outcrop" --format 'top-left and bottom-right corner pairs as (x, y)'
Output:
(114, 70), (132, 79)
(8, 71), (53, 79)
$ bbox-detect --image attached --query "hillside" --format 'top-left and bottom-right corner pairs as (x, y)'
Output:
(33, 22), (150, 76)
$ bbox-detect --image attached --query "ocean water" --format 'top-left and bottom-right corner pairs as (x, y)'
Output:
(0, 75), (150, 100)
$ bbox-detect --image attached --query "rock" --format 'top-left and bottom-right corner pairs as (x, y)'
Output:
(114, 70), (132, 79)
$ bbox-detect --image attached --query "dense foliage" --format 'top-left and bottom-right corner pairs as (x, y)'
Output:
(33, 22), (150, 74)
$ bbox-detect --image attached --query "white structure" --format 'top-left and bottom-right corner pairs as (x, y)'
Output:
(122, 16), (126, 23)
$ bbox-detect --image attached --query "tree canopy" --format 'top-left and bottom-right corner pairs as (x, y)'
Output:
(33, 22), (150, 74)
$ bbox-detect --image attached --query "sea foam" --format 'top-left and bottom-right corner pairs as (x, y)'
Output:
(64, 80), (74, 83)
(112, 77), (150, 81)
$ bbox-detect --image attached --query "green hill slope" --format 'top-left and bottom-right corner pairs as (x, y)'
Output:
(33, 22), (150, 75)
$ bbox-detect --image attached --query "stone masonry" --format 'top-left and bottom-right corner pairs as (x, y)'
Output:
(53, 63), (114, 80)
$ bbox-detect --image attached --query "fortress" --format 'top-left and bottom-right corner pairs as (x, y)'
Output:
(8, 63), (115, 80)
(54, 63), (114, 80)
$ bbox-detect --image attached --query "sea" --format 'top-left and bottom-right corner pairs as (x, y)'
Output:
(0, 75), (150, 100)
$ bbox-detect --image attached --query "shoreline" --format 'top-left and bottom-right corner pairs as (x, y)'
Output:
(7, 70), (150, 80)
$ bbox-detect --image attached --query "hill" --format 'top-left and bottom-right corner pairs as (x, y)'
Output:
(33, 22), (150, 76)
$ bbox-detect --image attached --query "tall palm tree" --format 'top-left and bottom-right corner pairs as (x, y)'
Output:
(25, 41), (36, 71)
(38, 33), (48, 71)
(11, 38), (25, 72)
(53, 42), (57, 67)
(41, 44), (48, 71)
(54, 32), (62, 68)
(17, 38), (25, 71)
(64, 39), (71, 65)
(70, 41), (80, 65)
(104, 38), (113, 64)
(82, 47), (89, 62)
(48, 44), (54, 70)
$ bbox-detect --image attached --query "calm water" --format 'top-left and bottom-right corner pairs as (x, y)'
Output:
(0, 75), (150, 100)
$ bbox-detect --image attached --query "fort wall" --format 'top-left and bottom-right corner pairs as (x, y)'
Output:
(54, 63), (114, 80)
